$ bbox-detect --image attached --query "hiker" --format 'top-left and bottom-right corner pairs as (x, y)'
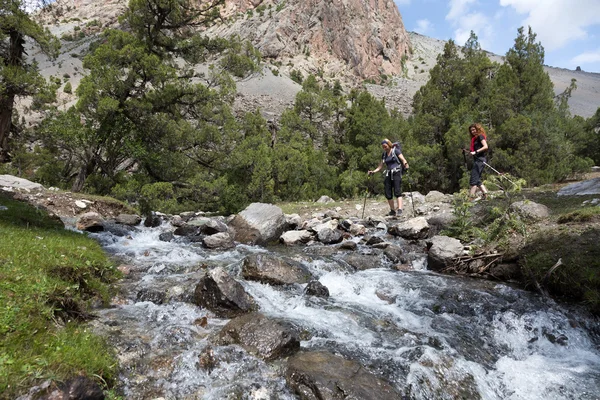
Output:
(368, 139), (409, 216)
(466, 123), (489, 200)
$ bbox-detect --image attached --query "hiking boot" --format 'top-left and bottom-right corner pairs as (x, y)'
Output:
(387, 209), (396, 216)
(481, 193), (488, 200)
(396, 209), (403, 216)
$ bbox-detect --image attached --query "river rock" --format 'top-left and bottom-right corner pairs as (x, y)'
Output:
(202, 232), (234, 249)
(317, 227), (343, 244)
(76, 212), (104, 232)
(342, 253), (382, 271)
(304, 280), (330, 298)
(280, 229), (313, 245)
(510, 200), (550, 221)
(426, 235), (464, 271)
(285, 351), (401, 400)
(216, 312), (300, 361)
(115, 213), (142, 226)
(389, 216), (430, 239)
(242, 253), (313, 285)
(193, 267), (257, 318)
(229, 202), (287, 245)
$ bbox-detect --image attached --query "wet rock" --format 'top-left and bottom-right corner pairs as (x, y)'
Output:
(342, 253), (382, 271)
(365, 235), (384, 246)
(159, 231), (174, 242)
(339, 240), (358, 250)
(200, 219), (228, 235)
(197, 346), (218, 372)
(202, 232), (235, 249)
(115, 213), (142, 226)
(103, 221), (136, 237)
(304, 280), (330, 298)
(349, 223), (367, 235)
(136, 288), (166, 305)
(17, 375), (104, 400)
(280, 229), (313, 245)
(285, 351), (401, 400)
(426, 235), (463, 271)
(193, 267), (257, 318)
(242, 253), (313, 285)
(173, 224), (200, 237)
(144, 211), (162, 228)
(76, 212), (104, 232)
(557, 177), (600, 196)
(383, 244), (404, 263)
(317, 227), (343, 244)
(389, 216), (429, 240)
(216, 312), (300, 361)
(229, 203), (287, 245)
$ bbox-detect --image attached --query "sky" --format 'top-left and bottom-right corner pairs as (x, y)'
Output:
(395, 0), (600, 73)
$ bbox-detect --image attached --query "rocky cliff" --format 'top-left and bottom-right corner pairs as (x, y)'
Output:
(207, 0), (411, 83)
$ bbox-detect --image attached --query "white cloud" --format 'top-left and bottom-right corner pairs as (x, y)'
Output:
(446, 0), (477, 22)
(571, 49), (600, 64)
(415, 19), (433, 35)
(449, 11), (493, 48)
(500, 0), (600, 50)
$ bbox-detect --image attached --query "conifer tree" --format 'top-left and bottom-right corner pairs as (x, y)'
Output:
(0, 0), (59, 162)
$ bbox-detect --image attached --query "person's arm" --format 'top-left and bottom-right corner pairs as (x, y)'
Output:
(368, 161), (384, 175)
(470, 137), (488, 155)
(399, 153), (409, 170)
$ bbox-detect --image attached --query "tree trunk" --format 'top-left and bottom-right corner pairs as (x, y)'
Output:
(0, 28), (26, 163)
(0, 96), (14, 163)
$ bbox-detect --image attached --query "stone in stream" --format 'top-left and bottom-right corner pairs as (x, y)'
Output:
(285, 351), (402, 399)
(193, 267), (257, 318)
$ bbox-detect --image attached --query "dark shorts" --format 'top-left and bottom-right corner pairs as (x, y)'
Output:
(384, 170), (402, 199)
(470, 157), (485, 186)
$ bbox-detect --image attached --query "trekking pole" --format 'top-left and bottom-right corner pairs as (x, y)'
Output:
(481, 161), (519, 187)
(405, 169), (416, 216)
(362, 174), (371, 219)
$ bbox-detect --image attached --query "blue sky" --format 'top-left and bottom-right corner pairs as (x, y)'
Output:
(395, 0), (600, 73)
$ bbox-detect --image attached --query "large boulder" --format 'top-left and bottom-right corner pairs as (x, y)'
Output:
(193, 267), (257, 318)
(285, 351), (401, 400)
(389, 216), (430, 239)
(510, 200), (550, 221)
(557, 177), (600, 196)
(427, 235), (464, 271)
(0, 174), (44, 192)
(202, 232), (235, 249)
(229, 203), (287, 245)
(216, 312), (300, 361)
(242, 253), (313, 285)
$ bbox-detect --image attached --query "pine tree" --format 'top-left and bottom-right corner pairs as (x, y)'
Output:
(0, 0), (59, 162)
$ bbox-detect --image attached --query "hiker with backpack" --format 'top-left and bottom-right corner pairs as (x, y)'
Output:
(464, 123), (489, 200)
(368, 139), (409, 216)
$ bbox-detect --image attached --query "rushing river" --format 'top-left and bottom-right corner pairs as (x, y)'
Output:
(88, 223), (600, 400)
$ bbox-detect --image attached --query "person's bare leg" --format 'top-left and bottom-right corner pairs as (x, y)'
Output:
(479, 184), (488, 199)
(469, 185), (478, 199)
(387, 198), (396, 211)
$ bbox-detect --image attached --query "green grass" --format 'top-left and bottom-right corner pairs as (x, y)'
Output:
(0, 192), (121, 399)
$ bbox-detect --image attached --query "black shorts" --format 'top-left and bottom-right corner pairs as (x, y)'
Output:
(470, 157), (485, 186)
(384, 170), (402, 199)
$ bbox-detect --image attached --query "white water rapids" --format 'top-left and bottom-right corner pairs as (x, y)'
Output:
(88, 224), (600, 400)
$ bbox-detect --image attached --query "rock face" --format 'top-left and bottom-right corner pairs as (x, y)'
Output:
(211, 0), (412, 82)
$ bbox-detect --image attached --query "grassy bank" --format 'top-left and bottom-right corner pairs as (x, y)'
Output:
(0, 191), (121, 399)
